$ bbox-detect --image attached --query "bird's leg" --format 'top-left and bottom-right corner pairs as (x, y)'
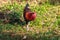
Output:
(26, 24), (29, 31)
(22, 22), (30, 40)
(26, 22), (30, 31)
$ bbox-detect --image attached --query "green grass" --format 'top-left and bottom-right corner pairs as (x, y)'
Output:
(0, 1), (60, 40)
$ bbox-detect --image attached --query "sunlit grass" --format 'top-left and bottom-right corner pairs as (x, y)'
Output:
(0, 1), (60, 40)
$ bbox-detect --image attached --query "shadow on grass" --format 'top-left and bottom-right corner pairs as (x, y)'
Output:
(9, 18), (26, 27)
(0, 12), (26, 27)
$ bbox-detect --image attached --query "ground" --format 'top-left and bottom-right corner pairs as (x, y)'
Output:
(0, 0), (60, 40)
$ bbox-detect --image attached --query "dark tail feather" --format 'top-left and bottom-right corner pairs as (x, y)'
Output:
(25, 3), (29, 8)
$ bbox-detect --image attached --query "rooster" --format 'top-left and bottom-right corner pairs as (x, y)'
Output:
(23, 3), (36, 31)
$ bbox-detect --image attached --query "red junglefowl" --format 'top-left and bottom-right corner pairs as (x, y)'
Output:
(23, 3), (36, 31)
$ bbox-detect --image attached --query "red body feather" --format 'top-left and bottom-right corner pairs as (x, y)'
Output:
(25, 12), (36, 21)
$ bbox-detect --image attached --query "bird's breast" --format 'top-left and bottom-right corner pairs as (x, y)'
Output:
(25, 12), (36, 21)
